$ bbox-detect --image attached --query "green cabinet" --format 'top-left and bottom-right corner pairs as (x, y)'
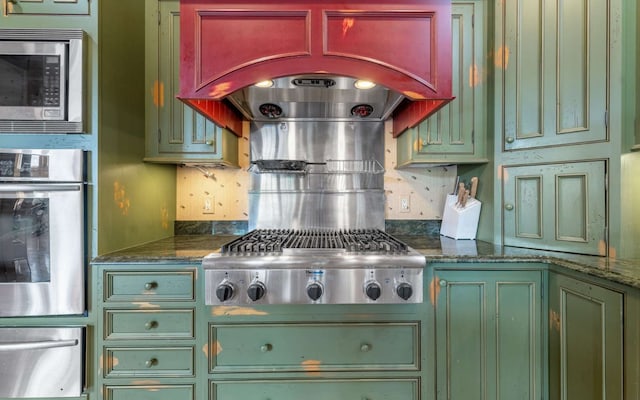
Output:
(502, 161), (607, 255)
(500, 0), (608, 150)
(432, 265), (543, 400)
(4, 0), (90, 15)
(548, 271), (624, 400)
(396, 1), (488, 167)
(144, 0), (239, 165)
(95, 264), (199, 400)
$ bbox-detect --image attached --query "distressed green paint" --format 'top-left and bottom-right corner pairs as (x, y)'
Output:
(502, 161), (606, 255)
(144, 0), (239, 165)
(433, 267), (543, 400)
(548, 272), (624, 400)
(97, 0), (176, 255)
(396, 1), (488, 167)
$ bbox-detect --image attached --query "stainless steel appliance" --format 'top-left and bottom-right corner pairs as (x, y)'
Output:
(0, 327), (83, 398)
(0, 149), (85, 316)
(203, 80), (425, 305)
(0, 29), (85, 133)
(205, 229), (424, 305)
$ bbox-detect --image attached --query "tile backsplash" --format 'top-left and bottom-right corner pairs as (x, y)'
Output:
(176, 121), (457, 221)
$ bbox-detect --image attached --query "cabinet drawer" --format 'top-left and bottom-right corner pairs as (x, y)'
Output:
(104, 347), (194, 378)
(210, 322), (419, 372)
(104, 270), (195, 302)
(211, 378), (419, 400)
(105, 309), (194, 340)
(105, 385), (194, 400)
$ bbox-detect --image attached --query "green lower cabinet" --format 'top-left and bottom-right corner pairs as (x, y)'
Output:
(210, 379), (419, 400)
(104, 385), (194, 400)
(548, 271), (623, 400)
(210, 322), (419, 373)
(433, 267), (543, 400)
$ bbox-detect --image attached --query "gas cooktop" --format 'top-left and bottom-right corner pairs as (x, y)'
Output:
(203, 229), (425, 305)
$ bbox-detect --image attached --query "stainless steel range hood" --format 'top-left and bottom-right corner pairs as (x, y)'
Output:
(226, 75), (406, 121)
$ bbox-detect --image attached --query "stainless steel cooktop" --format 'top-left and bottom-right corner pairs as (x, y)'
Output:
(203, 229), (424, 305)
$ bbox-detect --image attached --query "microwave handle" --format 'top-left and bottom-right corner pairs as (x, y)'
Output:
(0, 184), (81, 193)
(0, 339), (79, 351)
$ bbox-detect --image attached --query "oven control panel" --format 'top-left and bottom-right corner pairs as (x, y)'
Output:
(205, 268), (423, 305)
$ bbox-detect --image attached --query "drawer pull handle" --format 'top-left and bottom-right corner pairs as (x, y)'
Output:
(145, 358), (158, 368)
(144, 281), (158, 290)
(260, 344), (273, 353)
(144, 321), (158, 330)
(360, 343), (372, 352)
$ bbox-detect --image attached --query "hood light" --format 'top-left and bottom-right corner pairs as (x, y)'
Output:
(254, 80), (274, 88)
(354, 80), (376, 90)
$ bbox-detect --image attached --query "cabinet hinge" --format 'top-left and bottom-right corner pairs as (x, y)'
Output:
(604, 110), (609, 129)
(472, 14), (475, 28)
(158, 10), (161, 25)
(157, 128), (161, 143)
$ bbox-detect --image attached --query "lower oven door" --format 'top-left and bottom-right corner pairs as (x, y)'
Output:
(0, 183), (84, 316)
(0, 327), (84, 398)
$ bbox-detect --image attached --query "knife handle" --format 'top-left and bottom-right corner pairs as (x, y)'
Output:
(469, 177), (478, 198)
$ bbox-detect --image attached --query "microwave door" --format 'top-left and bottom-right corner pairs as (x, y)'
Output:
(0, 183), (84, 316)
(0, 42), (67, 121)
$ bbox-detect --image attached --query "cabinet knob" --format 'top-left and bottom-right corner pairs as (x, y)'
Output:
(260, 344), (273, 353)
(144, 320), (158, 330)
(506, 137), (515, 144)
(206, 140), (214, 146)
(360, 343), (372, 352)
(504, 203), (514, 211)
(144, 281), (157, 290)
(145, 358), (158, 368)
(439, 280), (447, 287)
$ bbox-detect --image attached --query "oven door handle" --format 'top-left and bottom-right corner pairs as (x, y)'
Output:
(0, 183), (81, 193)
(0, 339), (79, 351)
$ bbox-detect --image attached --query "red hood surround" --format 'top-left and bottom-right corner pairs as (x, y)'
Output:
(179, 0), (453, 137)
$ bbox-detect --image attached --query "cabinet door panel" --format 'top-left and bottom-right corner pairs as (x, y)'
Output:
(502, 0), (608, 149)
(211, 379), (419, 400)
(396, 2), (487, 166)
(434, 270), (542, 400)
(503, 161), (606, 255)
(549, 273), (623, 400)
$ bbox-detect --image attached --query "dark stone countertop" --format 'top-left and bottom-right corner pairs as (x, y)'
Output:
(92, 234), (640, 291)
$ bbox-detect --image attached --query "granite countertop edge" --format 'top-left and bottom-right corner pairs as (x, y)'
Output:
(91, 235), (640, 291)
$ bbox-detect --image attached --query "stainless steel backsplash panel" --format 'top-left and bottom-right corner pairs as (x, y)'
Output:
(249, 120), (386, 230)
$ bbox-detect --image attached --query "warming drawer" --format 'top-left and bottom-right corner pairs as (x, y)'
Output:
(0, 327), (84, 398)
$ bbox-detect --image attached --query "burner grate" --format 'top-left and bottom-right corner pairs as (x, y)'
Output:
(221, 229), (409, 254)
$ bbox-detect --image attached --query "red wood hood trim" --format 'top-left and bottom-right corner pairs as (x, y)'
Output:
(179, 0), (453, 137)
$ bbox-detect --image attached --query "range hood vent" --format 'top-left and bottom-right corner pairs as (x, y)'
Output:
(226, 75), (405, 122)
(178, 0), (453, 137)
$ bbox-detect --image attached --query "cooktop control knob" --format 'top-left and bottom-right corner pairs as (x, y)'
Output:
(215, 282), (235, 302)
(396, 282), (413, 301)
(365, 281), (382, 301)
(306, 282), (324, 301)
(247, 281), (266, 301)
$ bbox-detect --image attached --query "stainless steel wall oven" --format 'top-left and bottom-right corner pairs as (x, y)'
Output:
(0, 149), (85, 316)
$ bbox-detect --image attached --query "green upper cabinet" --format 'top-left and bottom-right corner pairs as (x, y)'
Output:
(4, 0), (90, 15)
(548, 271), (623, 400)
(502, 161), (607, 255)
(433, 266), (543, 400)
(500, 0), (608, 150)
(396, 2), (488, 167)
(144, 0), (239, 166)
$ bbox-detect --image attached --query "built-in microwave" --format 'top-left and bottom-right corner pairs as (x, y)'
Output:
(0, 29), (84, 133)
